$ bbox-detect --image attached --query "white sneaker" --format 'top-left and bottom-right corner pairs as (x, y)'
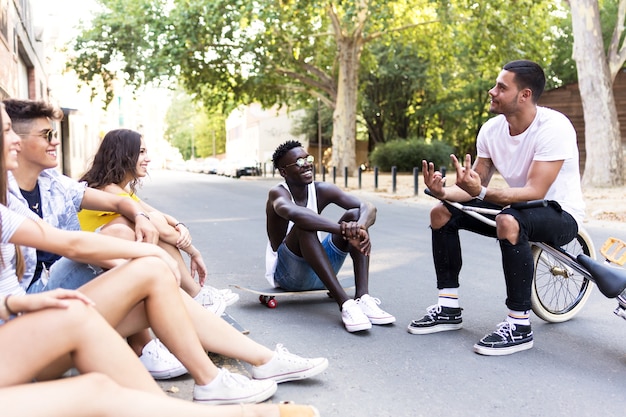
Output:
(356, 294), (396, 324)
(341, 299), (372, 332)
(213, 286), (240, 307)
(193, 286), (227, 316)
(138, 339), (188, 380)
(251, 344), (329, 383)
(193, 368), (277, 405)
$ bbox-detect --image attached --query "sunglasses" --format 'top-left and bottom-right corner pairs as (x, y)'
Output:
(18, 129), (58, 143)
(283, 155), (314, 169)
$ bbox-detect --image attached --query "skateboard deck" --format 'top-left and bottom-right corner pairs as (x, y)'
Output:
(230, 279), (354, 308)
(220, 311), (250, 335)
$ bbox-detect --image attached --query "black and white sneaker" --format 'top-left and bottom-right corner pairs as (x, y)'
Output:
(407, 304), (462, 334)
(473, 322), (533, 356)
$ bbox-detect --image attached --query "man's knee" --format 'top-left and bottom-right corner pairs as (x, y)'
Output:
(495, 213), (520, 244)
(430, 204), (451, 230)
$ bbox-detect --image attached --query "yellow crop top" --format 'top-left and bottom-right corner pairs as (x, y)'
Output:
(77, 192), (141, 232)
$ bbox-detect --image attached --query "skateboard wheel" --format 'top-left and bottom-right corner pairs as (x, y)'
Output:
(267, 298), (278, 308)
(259, 295), (266, 304)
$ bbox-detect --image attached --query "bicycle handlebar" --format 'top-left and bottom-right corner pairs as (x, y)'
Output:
(424, 188), (548, 211)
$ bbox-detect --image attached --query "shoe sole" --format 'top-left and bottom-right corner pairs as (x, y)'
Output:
(368, 316), (396, 325)
(473, 340), (534, 356)
(150, 366), (189, 380)
(407, 323), (462, 335)
(254, 358), (329, 384)
(345, 322), (372, 332)
(193, 381), (277, 405)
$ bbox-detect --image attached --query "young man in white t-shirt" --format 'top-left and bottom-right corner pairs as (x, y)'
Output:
(408, 60), (584, 356)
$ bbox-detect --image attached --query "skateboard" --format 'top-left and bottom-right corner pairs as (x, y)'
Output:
(230, 279), (354, 309)
(220, 311), (250, 335)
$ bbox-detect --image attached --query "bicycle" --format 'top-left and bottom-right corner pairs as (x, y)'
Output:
(425, 189), (626, 323)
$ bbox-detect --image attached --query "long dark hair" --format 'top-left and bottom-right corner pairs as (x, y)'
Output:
(1, 103), (25, 280)
(0, 103), (7, 205)
(80, 129), (143, 195)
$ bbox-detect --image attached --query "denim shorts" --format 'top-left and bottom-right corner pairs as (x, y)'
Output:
(27, 257), (105, 294)
(274, 234), (348, 291)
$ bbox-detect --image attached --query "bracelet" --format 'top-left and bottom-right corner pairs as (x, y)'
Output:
(476, 186), (487, 201)
(134, 212), (150, 221)
(174, 222), (186, 228)
(4, 294), (17, 316)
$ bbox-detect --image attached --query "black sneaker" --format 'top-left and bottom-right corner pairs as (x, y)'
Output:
(407, 304), (462, 335)
(473, 322), (533, 356)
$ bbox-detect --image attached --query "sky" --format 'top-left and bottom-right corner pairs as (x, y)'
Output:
(31, 0), (100, 46)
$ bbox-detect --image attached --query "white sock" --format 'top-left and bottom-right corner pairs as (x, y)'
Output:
(506, 310), (530, 326)
(438, 288), (459, 308)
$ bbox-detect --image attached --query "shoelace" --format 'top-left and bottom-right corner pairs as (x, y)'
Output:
(221, 369), (254, 389)
(273, 343), (308, 365)
(148, 339), (170, 361)
(492, 322), (515, 340)
(425, 304), (442, 319)
(358, 295), (382, 307)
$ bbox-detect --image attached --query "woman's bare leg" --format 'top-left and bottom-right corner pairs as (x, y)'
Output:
(0, 300), (160, 394)
(158, 236), (201, 295)
(77, 257), (221, 385)
(0, 373), (296, 417)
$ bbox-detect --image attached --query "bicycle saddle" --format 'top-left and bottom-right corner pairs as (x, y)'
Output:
(577, 254), (626, 298)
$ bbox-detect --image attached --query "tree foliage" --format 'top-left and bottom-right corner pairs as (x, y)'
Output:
(69, 0), (579, 169)
(164, 90), (226, 160)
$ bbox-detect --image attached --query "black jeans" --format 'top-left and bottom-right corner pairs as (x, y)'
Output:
(432, 200), (578, 311)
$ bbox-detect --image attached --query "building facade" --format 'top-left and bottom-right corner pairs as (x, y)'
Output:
(0, 0), (48, 100)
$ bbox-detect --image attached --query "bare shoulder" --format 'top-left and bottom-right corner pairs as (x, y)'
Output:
(314, 180), (343, 195)
(268, 183), (290, 199)
(315, 181), (361, 208)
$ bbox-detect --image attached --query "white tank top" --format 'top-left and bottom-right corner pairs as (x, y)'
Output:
(265, 182), (319, 287)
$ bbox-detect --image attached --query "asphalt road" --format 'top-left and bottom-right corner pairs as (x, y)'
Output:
(141, 169), (626, 417)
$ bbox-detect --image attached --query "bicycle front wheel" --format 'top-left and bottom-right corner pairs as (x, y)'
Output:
(530, 228), (596, 323)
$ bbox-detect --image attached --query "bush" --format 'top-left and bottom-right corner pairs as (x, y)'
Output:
(369, 138), (454, 172)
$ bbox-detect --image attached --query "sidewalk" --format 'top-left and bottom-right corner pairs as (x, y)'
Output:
(252, 170), (626, 227)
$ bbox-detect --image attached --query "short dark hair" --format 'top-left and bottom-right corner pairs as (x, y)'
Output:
(272, 140), (302, 169)
(3, 99), (63, 130)
(503, 60), (545, 102)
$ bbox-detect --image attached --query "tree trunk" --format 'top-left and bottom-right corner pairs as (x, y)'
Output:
(570, 0), (624, 187)
(331, 34), (361, 176)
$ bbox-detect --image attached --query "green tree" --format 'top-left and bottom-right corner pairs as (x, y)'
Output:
(164, 91), (226, 160)
(568, 0), (626, 186)
(69, 0), (440, 175)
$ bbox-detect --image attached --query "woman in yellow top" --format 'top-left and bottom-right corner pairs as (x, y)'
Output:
(78, 128), (238, 314)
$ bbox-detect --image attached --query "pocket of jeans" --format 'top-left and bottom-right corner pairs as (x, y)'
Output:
(547, 200), (563, 213)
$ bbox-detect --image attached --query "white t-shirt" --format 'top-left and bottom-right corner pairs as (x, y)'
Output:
(0, 203), (28, 297)
(476, 106), (585, 223)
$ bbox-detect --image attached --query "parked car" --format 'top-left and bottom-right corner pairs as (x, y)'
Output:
(201, 157), (220, 174)
(229, 160), (260, 178)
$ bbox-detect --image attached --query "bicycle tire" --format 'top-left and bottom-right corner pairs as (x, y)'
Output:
(530, 228), (596, 323)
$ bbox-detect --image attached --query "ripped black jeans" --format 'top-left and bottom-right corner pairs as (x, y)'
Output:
(432, 199), (578, 311)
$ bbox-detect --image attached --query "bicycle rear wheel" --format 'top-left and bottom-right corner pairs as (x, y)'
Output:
(530, 228), (596, 323)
